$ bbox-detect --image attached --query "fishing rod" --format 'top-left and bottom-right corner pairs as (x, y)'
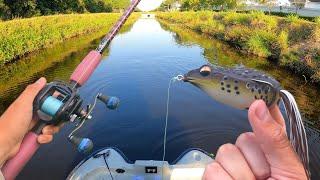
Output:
(2, 0), (141, 179)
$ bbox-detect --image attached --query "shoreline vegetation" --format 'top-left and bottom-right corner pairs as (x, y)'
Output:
(0, 13), (138, 113)
(0, 13), (139, 65)
(156, 11), (320, 84)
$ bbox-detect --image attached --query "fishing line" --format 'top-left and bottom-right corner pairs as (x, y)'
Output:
(162, 75), (184, 178)
(103, 152), (114, 180)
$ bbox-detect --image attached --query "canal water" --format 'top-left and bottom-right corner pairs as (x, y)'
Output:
(0, 17), (319, 179)
(305, 2), (320, 9)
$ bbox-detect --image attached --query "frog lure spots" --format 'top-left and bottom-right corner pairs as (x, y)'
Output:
(183, 64), (310, 178)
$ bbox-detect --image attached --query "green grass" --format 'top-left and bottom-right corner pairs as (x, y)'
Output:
(157, 11), (320, 83)
(316, 17), (320, 26)
(0, 13), (139, 64)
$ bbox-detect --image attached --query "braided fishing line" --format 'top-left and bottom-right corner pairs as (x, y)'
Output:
(162, 75), (184, 178)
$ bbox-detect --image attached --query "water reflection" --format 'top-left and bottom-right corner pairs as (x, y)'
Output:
(160, 20), (320, 128)
(0, 22), (135, 114)
(0, 17), (318, 179)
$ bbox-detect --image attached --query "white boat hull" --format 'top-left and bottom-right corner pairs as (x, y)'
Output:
(67, 147), (213, 180)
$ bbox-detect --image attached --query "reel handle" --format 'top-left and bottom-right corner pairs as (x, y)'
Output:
(97, 94), (120, 110)
(2, 122), (46, 180)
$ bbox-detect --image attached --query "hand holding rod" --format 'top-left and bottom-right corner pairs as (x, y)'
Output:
(2, 123), (46, 180)
(1, 1), (140, 177)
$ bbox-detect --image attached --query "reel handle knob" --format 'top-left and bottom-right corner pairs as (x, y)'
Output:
(97, 94), (120, 110)
(69, 136), (93, 154)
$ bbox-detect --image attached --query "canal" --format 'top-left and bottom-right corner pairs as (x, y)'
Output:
(0, 17), (319, 179)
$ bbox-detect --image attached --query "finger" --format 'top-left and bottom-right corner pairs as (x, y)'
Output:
(248, 100), (304, 171)
(236, 132), (270, 179)
(37, 135), (53, 144)
(42, 125), (55, 135)
(215, 144), (255, 180)
(0, 78), (47, 135)
(28, 119), (37, 130)
(202, 162), (233, 180)
(269, 104), (286, 130)
(18, 77), (47, 105)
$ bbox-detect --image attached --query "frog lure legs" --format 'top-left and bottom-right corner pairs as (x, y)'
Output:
(183, 64), (310, 178)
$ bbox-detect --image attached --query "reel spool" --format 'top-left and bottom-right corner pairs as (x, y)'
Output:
(33, 81), (82, 125)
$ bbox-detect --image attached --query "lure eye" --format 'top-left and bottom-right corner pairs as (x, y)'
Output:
(200, 65), (211, 76)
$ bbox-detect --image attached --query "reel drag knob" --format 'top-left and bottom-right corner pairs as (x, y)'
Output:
(97, 94), (120, 110)
(69, 136), (93, 154)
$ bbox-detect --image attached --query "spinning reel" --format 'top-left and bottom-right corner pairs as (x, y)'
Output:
(33, 81), (120, 154)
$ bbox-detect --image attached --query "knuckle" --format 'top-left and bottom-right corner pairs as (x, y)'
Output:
(206, 162), (219, 170)
(25, 84), (36, 92)
(23, 84), (38, 97)
(204, 162), (222, 176)
(270, 126), (290, 148)
(218, 143), (237, 155)
(236, 132), (255, 144)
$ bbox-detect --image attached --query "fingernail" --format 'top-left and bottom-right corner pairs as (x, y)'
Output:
(255, 101), (269, 121)
(35, 77), (45, 85)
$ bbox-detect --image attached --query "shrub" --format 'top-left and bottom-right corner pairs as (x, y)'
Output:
(222, 11), (251, 26)
(278, 31), (289, 53)
(247, 34), (271, 57)
(0, 13), (139, 64)
(249, 11), (278, 31)
(245, 30), (280, 58)
(315, 17), (320, 26)
(156, 11), (320, 83)
(288, 23), (314, 44)
(286, 14), (301, 23)
(83, 0), (112, 13)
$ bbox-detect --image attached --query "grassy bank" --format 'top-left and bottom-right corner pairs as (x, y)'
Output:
(0, 13), (137, 104)
(159, 21), (320, 124)
(0, 13), (139, 64)
(157, 11), (320, 83)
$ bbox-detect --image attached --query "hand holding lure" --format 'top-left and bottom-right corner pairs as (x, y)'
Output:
(183, 64), (310, 178)
(1, 0), (141, 179)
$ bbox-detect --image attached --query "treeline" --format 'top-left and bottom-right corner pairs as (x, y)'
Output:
(0, 0), (130, 20)
(159, 0), (238, 11)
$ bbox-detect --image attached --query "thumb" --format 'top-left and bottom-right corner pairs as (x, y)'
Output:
(248, 100), (302, 168)
(18, 77), (47, 104)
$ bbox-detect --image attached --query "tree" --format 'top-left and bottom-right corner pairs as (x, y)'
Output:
(36, 0), (86, 14)
(4, 0), (39, 18)
(0, 0), (10, 19)
(110, 0), (130, 12)
(83, 0), (112, 13)
(257, 0), (277, 14)
(160, 0), (179, 11)
(164, 0), (238, 11)
(0, 0), (131, 19)
(292, 0), (306, 14)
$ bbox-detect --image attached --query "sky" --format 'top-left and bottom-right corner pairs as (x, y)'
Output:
(137, 0), (164, 11)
